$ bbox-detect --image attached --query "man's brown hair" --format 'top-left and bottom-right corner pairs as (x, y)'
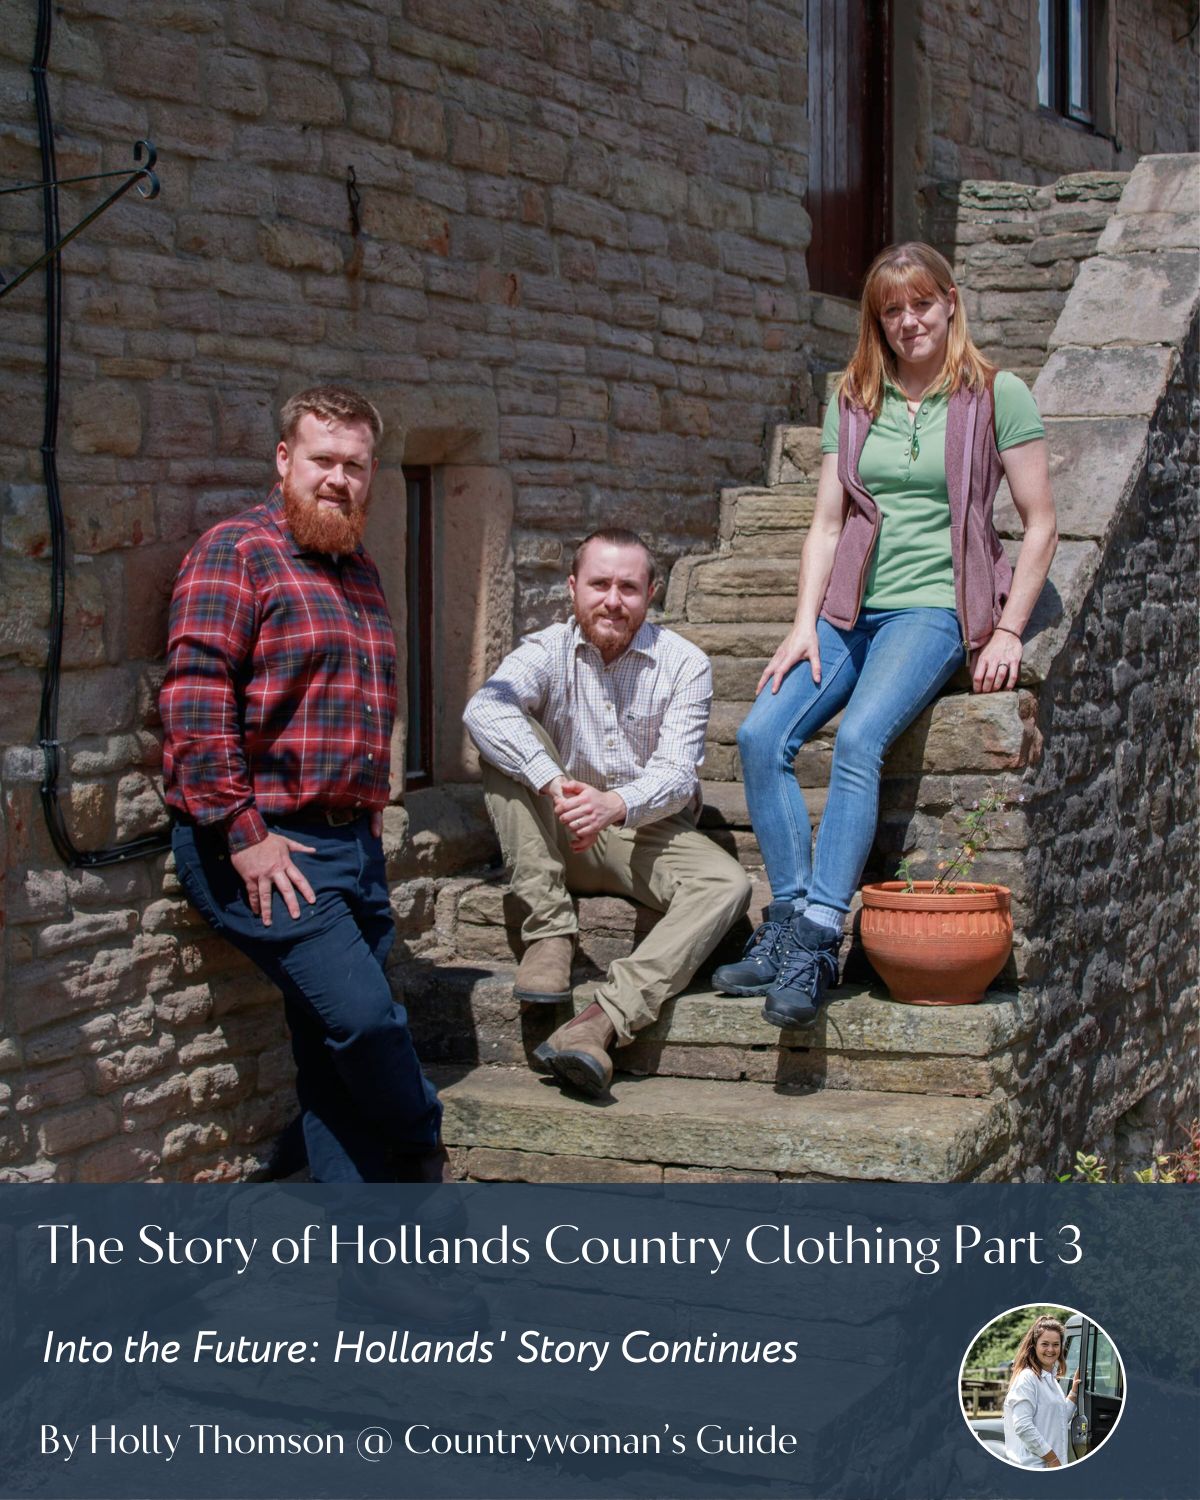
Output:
(279, 385), (384, 446)
(571, 528), (658, 588)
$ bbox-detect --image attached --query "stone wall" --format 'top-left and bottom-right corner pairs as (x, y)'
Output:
(0, 0), (814, 1181)
(998, 153), (1200, 1179)
(907, 0), (1198, 218)
(1018, 320), (1198, 1178)
(932, 172), (1128, 386)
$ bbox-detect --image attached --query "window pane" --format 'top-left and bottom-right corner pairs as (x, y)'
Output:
(1068, 0), (1093, 122)
(1037, 0), (1053, 107)
(1062, 1330), (1082, 1387)
(1089, 1331), (1122, 1397)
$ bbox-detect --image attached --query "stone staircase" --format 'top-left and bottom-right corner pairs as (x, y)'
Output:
(403, 395), (1039, 1185)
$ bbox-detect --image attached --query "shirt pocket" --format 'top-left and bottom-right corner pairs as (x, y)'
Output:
(621, 707), (665, 760)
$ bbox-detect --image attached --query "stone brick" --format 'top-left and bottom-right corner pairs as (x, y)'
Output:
(259, 221), (341, 273)
(38, 910), (139, 957)
(56, 668), (136, 740)
(206, 52), (269, 117)
(550, 189), (628, 248)
(68, 382), (141, 458)
(685, 74), (739, 133)
(74, 1136), (162, 1183)
(187, 1062), (252, 1108)
(613, 159), (688, 216)
(753, 195), (811, 248)
(38, 1101), (118, 1156)
(267, 62), (346, 126)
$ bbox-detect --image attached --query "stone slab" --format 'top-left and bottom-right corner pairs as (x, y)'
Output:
(688, 591), (798, 623)
(1011, 540), (1100, 684)
(616, 984), (1024, 1055)
(1049, 250), (1200, 350)
(1111, 153), (1200, 219)
(886, 692), (1036, 775)
(686, 555), (800, 596)
(1033, 346), (1179, 418)
(672, 621), (795, 657)
(767, 424), (826, 484)
(1097, 213), (1199, 255)
(993, 416), (1146, 540)
(709, 653), (770, 698)
(617, 1040), (998, 1098)
(436, 1067), (1007, 1181)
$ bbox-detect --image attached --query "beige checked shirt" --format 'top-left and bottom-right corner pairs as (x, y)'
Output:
(463, 620), (712, 828)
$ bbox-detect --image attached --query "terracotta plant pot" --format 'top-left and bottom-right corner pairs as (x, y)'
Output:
(859, 880), (1013, 1006)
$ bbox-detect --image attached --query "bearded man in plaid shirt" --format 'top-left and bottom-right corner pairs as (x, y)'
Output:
(161, 386), (443, 1183)
(464, 529), (752, 1098)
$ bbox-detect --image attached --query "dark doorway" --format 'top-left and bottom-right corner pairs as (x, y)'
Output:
(403, 465), (434, 790)
(806, 0), (892, 301)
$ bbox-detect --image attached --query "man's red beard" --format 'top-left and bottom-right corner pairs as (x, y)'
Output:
(574, 599), (638, 659)
(282, 472), (369, 555)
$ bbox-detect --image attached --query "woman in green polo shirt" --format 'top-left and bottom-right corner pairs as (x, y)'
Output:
(714, 242), (1058, 1028)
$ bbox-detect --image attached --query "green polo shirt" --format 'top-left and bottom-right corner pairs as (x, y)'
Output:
(821, 372), (1044, 610)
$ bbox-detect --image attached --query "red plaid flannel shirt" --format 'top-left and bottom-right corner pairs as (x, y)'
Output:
(160, 488), (396, 852)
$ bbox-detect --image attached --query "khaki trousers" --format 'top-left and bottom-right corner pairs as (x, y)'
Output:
(481, 726), (752, 1044)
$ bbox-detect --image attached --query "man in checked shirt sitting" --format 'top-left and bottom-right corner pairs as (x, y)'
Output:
(161, 386), (443, 1183)
(464, 529), (752, 1098)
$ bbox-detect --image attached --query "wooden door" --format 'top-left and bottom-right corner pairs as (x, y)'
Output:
(806, 0), (892, 301)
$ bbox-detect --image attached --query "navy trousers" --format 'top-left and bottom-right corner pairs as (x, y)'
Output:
(171, 813), (442, 1183)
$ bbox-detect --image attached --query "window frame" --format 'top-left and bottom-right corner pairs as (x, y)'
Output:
(402, 464), (435, 791)
(1038, 0), (1098, 129)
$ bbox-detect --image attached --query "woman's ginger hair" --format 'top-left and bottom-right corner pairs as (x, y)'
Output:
(839, 242), (995, 417)
(1007, 1315), (1068, 1391)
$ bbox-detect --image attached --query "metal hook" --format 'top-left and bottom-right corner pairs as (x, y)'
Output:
(346, 164), (362, 237)
(0, 138), (159, 300)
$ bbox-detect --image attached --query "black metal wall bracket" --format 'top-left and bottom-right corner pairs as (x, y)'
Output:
(0, 138), (159, 301)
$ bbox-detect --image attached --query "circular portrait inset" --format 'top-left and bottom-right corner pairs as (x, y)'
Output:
(959, 1304), (1125, 1470)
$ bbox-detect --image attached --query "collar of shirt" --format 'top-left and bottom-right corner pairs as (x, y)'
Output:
(570, 617), (659, 667)
(884, 377), (949, 407)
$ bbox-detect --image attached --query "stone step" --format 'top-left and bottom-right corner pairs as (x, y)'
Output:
(724, 489), (817, 556)
(766, 424), (826, 486)
(705, 691), (1038, 777)
(436, 1066), (1007, 1182)
(671, 620), (795, 658)
(680, 555), (800, 622)
(403, 959), (1027, 1100)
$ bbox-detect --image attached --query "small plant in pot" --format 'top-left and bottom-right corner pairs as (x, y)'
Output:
(860, 786), (1016, 1006)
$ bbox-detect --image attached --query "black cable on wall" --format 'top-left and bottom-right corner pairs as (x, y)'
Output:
(28, 0), (169, 867)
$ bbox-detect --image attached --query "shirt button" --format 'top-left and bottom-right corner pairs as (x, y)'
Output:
(367, 753), (374, 762)
(366, 704), (373, 714)
(361, 656), (369, 667)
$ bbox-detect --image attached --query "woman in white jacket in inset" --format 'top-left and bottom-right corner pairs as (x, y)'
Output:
(1002, 1314), (1082, 1468)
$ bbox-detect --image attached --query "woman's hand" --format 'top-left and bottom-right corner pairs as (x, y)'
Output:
(971, 627), (1022, 693)
(757, 624), (821, 695)
(1068, 1370), (1081, 1402)
(1042, 1451), (1062, 1469)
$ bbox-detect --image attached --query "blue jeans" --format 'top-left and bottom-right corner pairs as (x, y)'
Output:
(737, 608), (965, 915)
(172, 814), (442, 1183)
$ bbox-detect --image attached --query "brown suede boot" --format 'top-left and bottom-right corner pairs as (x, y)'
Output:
(532, 1001), (616, 1098)
(513, 935), (574, 1004)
